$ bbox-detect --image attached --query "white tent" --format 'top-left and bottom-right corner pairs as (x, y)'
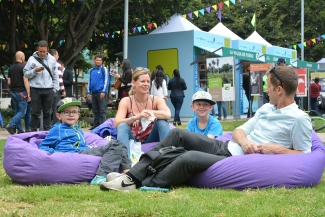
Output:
(317, 58), (325, 70)
(149, 14), (202, 34)
(246, 31), (272, 47)
(209, 22), (242, 40)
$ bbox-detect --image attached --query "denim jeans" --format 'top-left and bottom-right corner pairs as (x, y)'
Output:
(91, 92), (107, 127)
(30, 88), (54, 131)
(170, 96), (184, 122)
(9, 91), (27, 133)
(24, 102), (31, 131)
(310, 97), (318, 111)
(216, 101), (227, 119)
(117, 119), (170, 157)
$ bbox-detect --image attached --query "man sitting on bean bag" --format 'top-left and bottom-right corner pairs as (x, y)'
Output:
(38, 97), (131, 185)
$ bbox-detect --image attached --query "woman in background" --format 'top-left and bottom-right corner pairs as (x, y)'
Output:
(168, 69), (187, 125)
(310, 77), (321, 111)
(114, 59), (132, 100)
(151, 70), (168, 102)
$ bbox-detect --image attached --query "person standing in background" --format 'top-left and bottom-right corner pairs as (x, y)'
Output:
(262, 73), (270, 104)
(24, 40), (59, 131)
(242, 63), (253, 118)
(114, 59), (132, 100)
(310, 77), (321, 111)
(151, 70), (168, 102)
(60, 60), (74, 97)
(6, 51), (30, 134)
(168, 69), (187, 125)
(216, 74), (228, 121)
(49, 49), (66, 124)
(86, 55), (109, 130)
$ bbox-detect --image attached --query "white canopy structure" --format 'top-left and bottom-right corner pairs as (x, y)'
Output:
(246, 31), (272, 47)
(317, 58), (325, 70)
(149, 14), (202, 34)
(209, 22), (242, 40)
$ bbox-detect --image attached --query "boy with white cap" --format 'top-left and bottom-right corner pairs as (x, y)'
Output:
(187, 91), (223, 139)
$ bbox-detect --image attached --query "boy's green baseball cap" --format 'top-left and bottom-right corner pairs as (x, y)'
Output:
(57, 97), (81, 112)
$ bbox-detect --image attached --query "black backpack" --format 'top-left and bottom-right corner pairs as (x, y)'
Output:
(141, 146), (187, 187)
(317, 95), (325, 110)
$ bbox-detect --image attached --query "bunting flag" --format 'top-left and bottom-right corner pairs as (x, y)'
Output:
(116, 31), (120, 35)
(188, 12), (193, 19)
(251, 13), (256, 27)
(132, 27), (136, 34)
(199, 9), (204, 16)
(218, 2), (223, 10)
(293, 45), (297, 50)
(224, 0), (230, 7)
(307, 40), (311, 46)
(137, 26), (142, 32)
(193, 11), (199, 18)
(297, 43), (302, 48)
(322, 35), (325, 39)
(317, 36), (321, 41)
(153, 23), (157, 28)
(311, 38), (316, 44)
(211, 5), (217, 10)
(303, 42), (306, 47)
(218, 9), (222, 21)
(230, 0), (236, 4)
(205, 7), (211, 13)
(182, 14), (186, 19)
(148, 23), (152, 30)
(105, 33), (109, 38)
(142, 25), (147, 31)
(2, 44), (6, 50)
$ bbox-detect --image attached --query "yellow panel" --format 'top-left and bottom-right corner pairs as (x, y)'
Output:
(148, 49), (178, 79)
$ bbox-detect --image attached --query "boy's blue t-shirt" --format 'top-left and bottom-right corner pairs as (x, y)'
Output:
(186, 115), (223, 138)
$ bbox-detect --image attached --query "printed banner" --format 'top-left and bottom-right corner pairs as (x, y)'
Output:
(206, 56), (235, 101)
(249, 63), (274, 96)
(296, 68), (307, 97)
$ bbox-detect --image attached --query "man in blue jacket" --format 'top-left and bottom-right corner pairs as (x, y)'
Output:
(86, 55), (110, 130)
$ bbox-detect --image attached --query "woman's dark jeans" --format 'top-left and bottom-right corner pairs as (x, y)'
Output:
(171, 96), (184, 122)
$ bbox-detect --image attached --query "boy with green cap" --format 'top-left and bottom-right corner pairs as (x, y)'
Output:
(38, 97), (131, 185)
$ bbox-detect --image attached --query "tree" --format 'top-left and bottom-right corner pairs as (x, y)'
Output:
(0, 0), (189, 69)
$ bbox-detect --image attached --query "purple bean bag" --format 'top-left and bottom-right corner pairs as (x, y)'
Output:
(3, 130), (325, 189)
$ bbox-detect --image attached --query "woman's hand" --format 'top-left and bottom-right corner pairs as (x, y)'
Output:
(114, 74), (120, 79)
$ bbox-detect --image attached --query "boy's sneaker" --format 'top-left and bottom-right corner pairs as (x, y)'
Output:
(90, 175), (106, 185)
(100, 174), (136, 192)
(106, 172), (121, 182)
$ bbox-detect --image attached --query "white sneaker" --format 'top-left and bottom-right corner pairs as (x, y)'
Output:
(100, 174), (136, 192)
(106, 172), (121, 182)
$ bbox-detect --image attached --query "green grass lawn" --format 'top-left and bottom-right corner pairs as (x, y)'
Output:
(1, 121), (325, 216)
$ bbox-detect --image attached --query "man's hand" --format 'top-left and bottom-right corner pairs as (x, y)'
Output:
(256, 143), (304, 154)
(240, 139), (259, 154)
(35, 66), (44, 72)
(100, 93), (105, 99)
(87, 94), (91, 101)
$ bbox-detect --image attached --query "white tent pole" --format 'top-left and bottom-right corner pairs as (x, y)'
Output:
(301, 0), (304, 61)
(123, 0), (129, 59)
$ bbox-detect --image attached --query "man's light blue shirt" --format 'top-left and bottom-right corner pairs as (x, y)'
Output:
(228, 103), (312, 155)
